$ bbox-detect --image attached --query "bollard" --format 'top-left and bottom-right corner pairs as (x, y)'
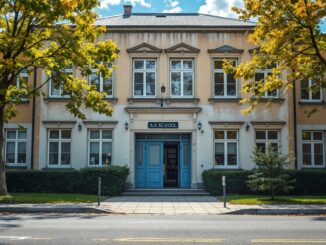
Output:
(222, 175), (226, 208)
(98, 177), (102, 207)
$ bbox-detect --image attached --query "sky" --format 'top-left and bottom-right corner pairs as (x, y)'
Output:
(96, 0), (325, 32)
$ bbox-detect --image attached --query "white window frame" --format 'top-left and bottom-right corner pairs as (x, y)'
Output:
(170, 59), (194, 98)
(89, 63), (113, 98)
(255, 130), (280, 152)
(5, 130), (28, 166)
(133, 59), (157, 98)
(300, 78), (322, 102)
(47, 129), (72, 167)
(88, 129), (113, 166)
(49, 66), (73, 98)
(15, 70), (29, 101)
(255, 64), (279, 98)
(214, 130), (239, 168)
(213, 59), (238, 98)
(302, 131), (325, 167)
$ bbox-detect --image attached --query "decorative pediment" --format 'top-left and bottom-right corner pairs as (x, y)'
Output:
(208, 45), (244, 54)
(127, 43), (163, 54)
(164, 43), (200, 54)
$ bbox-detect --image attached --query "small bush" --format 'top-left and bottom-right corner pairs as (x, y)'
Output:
(6, 166), (129, 196)
(203, 168), (326, 196)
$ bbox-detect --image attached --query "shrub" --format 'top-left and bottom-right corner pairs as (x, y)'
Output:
(6, 166), (129, 196)
(203, 169), (326, 196)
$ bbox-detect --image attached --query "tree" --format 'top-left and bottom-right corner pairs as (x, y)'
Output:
(224, 0), (326, 114)
(247, 144), (294, 200)
(0, 0), (118, 196)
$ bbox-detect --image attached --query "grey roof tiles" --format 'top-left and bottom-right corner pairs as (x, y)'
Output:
(94, 13), (256, 28)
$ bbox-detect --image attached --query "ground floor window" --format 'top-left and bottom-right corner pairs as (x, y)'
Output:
(88, 129), (112, 166)
(48, 129), (71, 166)
(5, 130), (27, 165)
(255, 130), (279, 152)
(302, 131), (324, 167)
(214, 130), (238, 167)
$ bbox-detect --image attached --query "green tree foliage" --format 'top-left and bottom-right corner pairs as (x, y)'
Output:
(247, 145), (295, 200)
(0, 0), (118, 195)
(224, 0), (326, 114)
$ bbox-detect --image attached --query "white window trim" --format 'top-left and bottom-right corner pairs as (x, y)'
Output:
(213, 58), (238, 98)
(15, 71), (29, 101)
(47, 129), (72, 168)
(255, 130), (280, 151)
(214, 130), (239, 169)
(255, 65), (279, 98)
(133, 59), (157, 98)
(89, 63), (114, 98)
(302, 131), (325, 167)
(300, 78), (323, 102)
(5, 130), (28, 166)
(49, 67), (73, 98)
(88, 129), (113, 167)
(170, 59), (195, 98)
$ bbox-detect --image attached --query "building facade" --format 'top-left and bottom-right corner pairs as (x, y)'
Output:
(5, 6), (326, 189)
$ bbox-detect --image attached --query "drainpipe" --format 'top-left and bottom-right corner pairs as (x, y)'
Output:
(292, 72), (298, 169)
(31, 68), (37, 169)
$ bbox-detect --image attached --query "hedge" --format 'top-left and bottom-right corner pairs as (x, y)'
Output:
(203, 169), (326, 196)
(6, 166), (129, 196)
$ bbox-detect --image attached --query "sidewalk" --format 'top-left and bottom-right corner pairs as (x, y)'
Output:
(1, 196), (326, 215)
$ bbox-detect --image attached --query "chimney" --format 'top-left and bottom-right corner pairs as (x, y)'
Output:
(123, 4), (133, 15)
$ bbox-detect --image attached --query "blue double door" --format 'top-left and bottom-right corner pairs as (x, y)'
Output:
(135, 141), (191, 189)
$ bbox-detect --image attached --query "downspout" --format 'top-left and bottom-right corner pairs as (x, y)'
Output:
(31, 68), (37, 169)
(292, 72), (298, 169)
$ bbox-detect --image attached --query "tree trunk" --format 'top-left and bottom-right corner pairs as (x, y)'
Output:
(0, 106), (8, 196)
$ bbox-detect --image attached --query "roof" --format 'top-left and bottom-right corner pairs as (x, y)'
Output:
(94, 13), (256, 29)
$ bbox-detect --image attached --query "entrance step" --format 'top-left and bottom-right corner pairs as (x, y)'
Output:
(121, 189), (210, 196)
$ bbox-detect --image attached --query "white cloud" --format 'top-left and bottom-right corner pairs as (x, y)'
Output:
(99, 0), (151, 9)
(198, 0), (243, 18)
(162, 6), (182, 13)
(170, 1), (179, 7)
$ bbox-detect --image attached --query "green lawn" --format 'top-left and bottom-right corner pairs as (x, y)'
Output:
(0, 193), (108, 204)
(225, 195), (326, 205)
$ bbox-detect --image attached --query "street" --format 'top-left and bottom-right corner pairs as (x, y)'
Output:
(0, 214), (325, 244)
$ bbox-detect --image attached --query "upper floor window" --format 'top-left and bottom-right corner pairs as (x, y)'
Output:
(214, 130), (238, 167)
(49, 65), (73, 98)
(88, 129), (113, 166)
(254, 63), (278, 98)
(213, 59), (237, 97)
(5, 130), (27, 165)
(300, 78), (322, 101)
(255, 130), (279, 153)
(17, 70), (28, 89)
(170, 59), (194, 97)
(302, 131), (324, 167)
(48, 129), (71, 167)
(133, 59), (156, 97)
(89, 63), (113, 97)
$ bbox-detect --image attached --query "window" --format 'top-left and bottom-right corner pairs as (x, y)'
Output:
(254, 64), (278, 98)
(89, 63), (113, 97)
(214, 130), (238, 167)
(213, 59), (237, 97)
(133, 59), (156, 97)
(88, 129), (112, 166)
(302, 131), (324, 167)
(16, 70), (29, 100)
(300, 78), (322, 101)
(170, 59), (194, 97)
(5, 130), (27, 165)
(48, 129), (71, 166)
(49, 65), (73, 97)
(255, 130), (279, 153)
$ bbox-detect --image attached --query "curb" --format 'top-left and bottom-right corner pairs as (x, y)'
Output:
(226, 209), (326, 215)
(0, 207), (110, 214)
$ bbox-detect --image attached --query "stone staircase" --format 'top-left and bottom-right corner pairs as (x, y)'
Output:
(121, 188), (210, 196)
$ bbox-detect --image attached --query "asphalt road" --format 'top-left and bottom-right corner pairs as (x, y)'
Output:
(0, 214), (325, 245)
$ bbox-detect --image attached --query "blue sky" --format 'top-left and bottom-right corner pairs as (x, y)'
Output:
(96, 0), (325, 32)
